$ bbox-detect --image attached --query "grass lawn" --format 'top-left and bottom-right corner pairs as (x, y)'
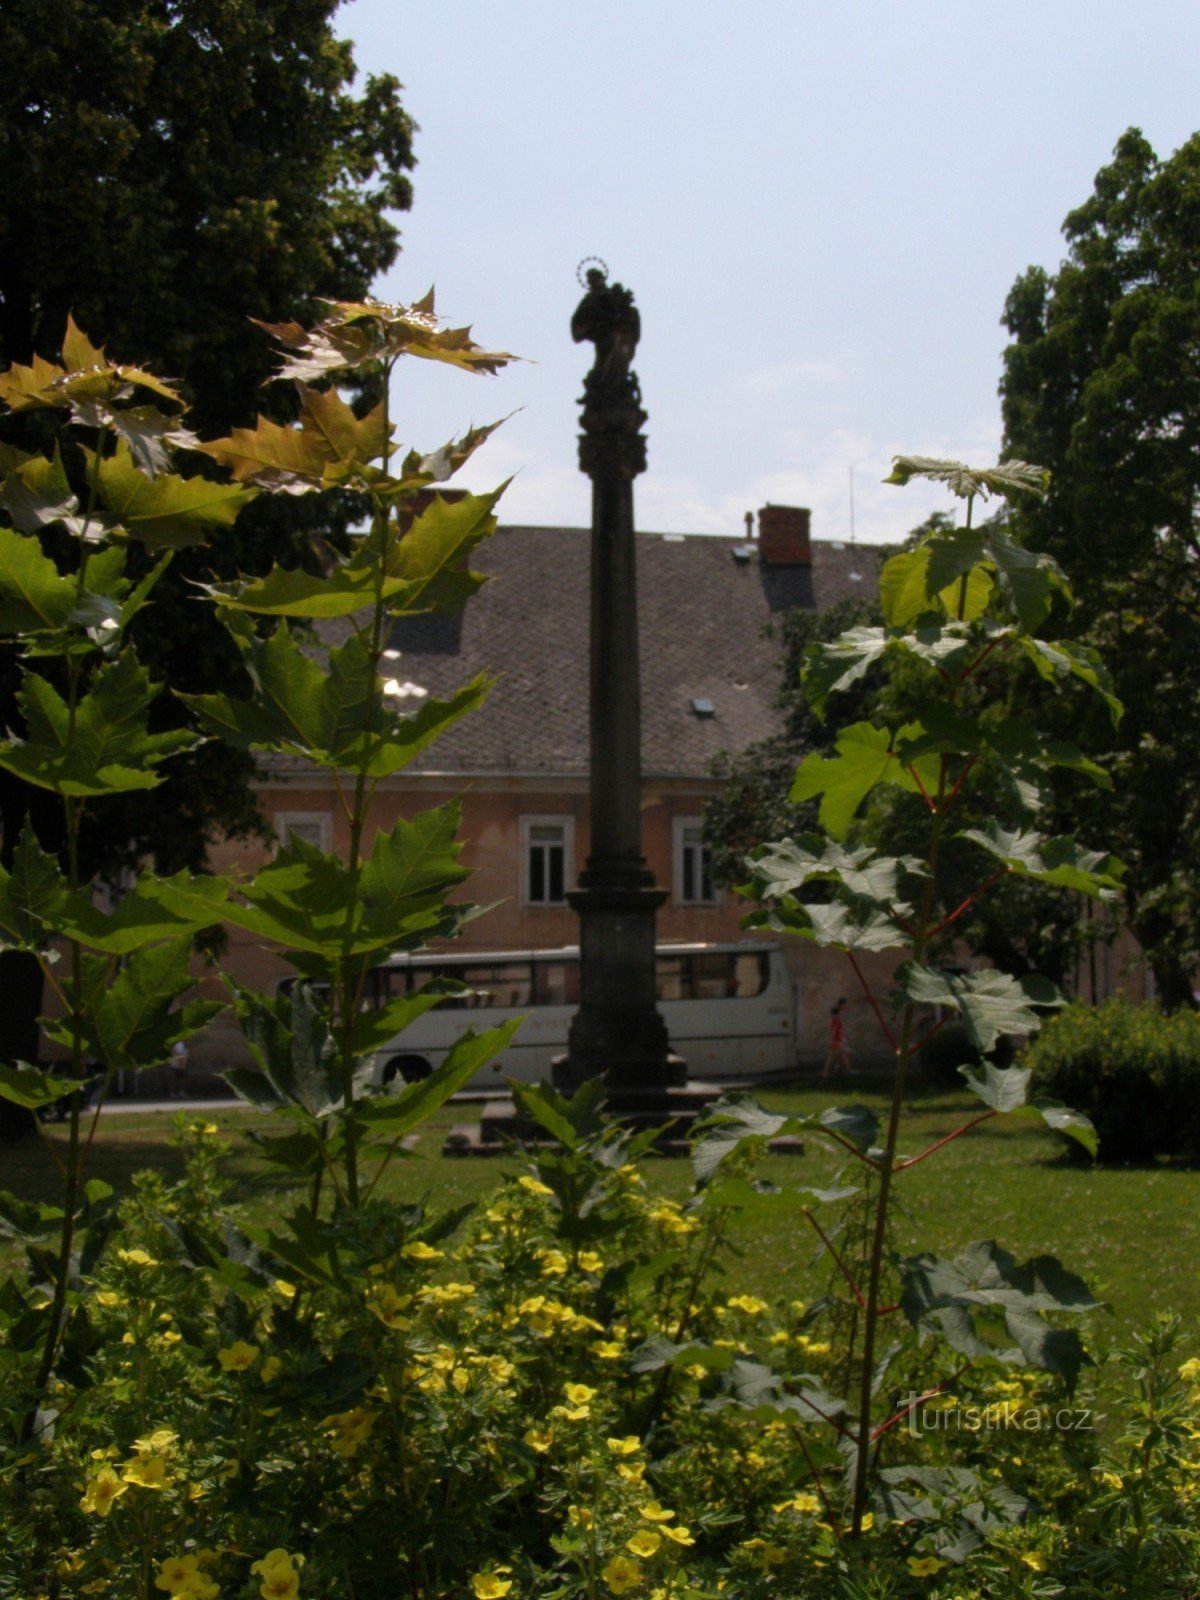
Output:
(8, 1083), (1199, 1369)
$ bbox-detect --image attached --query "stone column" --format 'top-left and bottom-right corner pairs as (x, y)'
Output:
(553, 268), (683, 1098)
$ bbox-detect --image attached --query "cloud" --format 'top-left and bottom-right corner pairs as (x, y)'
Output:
(734, 358), (849, 401)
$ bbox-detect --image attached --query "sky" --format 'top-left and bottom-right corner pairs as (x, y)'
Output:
(338, 0), (1200, 548)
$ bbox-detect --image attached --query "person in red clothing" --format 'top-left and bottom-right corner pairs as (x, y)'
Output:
(823, 997), (851, 1077)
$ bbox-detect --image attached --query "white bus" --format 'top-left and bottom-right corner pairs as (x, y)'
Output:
(338, 940), (796, 1091)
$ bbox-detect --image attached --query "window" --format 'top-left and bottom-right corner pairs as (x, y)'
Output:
(274, 811), (331, 852)
(521, 816), (573, 905)
(673, 817), (718, 905)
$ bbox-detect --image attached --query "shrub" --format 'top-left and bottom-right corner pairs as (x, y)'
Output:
(1023, 996), (1200, 1162)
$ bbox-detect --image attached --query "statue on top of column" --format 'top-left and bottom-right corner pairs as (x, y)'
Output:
(571, 266), (647, 479)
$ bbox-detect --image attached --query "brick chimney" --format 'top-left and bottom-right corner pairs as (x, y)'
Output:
(757, 504), (811, 565)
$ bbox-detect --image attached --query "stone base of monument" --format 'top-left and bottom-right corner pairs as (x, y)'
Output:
(441, 1078), (805, 1160)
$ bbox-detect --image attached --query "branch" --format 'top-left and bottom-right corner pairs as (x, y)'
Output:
(847, 950), (899, 1053)
(907, 763), (937, 813)
(927, 869), (1009, 941)
(893, 1110), (997, 1171)
(870, 1366), (971, 1442)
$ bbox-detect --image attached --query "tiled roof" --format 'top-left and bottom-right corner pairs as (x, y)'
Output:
(340, 527), (880, 780)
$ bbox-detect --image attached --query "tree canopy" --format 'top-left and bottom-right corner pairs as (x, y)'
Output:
(0, 0), (418, 1099)
(1000, 127), (1200, 1006)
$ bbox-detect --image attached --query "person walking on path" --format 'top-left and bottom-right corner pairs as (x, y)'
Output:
(823, 997), (851, 1077)
(169, 1039), (189, 1099)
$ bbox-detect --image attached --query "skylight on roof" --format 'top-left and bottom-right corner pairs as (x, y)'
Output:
(691, 697), (715, 718)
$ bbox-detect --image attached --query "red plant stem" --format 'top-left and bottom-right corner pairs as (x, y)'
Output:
(928, 869), (1010, 940)
(887, 903), (918, 938)
(801, 1208), (869, 1310)
(942, 754), (979, 811)
(907, 763), (937, 813)
(847, 950), (898, 1052)
(910, 1015), (948, 1055)
(958, 637), (1001, 685)
(893, 1110), (997, 1171)
(818, 1129), (881, 1171)
(801, 1208), (900, 1316)
(871, 1365), (971, 1441)
(790, 1420), (840, 1527)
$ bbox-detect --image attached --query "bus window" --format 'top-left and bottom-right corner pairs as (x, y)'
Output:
(460, 962), (533, 1009)
(375, 967), (411, 1003)
(655, 955), (689, 1002)
(692, 953), (730, 1000)
(533, 960), (580, 1006)
(733, 952), (769, 998)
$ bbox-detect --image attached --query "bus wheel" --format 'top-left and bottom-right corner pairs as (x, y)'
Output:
(383, 1055), (433, 1085)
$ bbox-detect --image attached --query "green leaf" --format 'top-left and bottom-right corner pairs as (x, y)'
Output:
(507, 1076), (609, 1150)
(790, 722), (940, 840)
(0, 822), (68, 949)
(757, 898), (910, 953)
(924, 527), (988, 595)
(692, 1095), (805, 1183)
(899, 1240), (1097, 1393)
(0, 1063), (79, 1112)
(819, 1103), (879, 1152)
(185, 621), (489, 776)
(885, 456), (1050, 501)
(84, 940), (220, 1072)
(348, 983), (461, 1055)
(56, 870), (231, 954)
(225, 804), (469, 960)
(628, 1335), (737, 1375)
(987, 715), (1113, 803)
(0, 652), (198, 796)
(0, 526), (77, 634)
(0, 449), (90, 538)
(984, 530), (1071, 632)
(1018, 636), (1123, 725)
(802, 627), (888, 717)
(960, 822), (1124, 899)
(91, 441), (255, 548)
(896, 964), (1063, 1055)
(357, 1019), (522, 1136)
(236, 981), (346, 1119)
(879, 548), (935, 629)
(959, 1061), (1033, 1114)
(749, 835), (923, 907)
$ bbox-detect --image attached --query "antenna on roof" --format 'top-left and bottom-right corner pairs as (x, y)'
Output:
(848, 466), (863, 583)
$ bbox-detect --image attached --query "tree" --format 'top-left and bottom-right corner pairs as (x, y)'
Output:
(0, 0), (417, 1121)
(1000, 127), (1200, 1007)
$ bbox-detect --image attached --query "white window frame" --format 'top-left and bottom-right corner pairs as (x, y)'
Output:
(521, 814), (574, 906)
(673, 815), (718, 906)
(274, 810), (332, 853)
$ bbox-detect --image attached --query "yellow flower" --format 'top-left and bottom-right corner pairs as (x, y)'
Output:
(1179, 1357), (1200, 1383)
(80, 1466), (127, 1516)
(133, 1427), (177, 1455)
(1021, 1552), (1048, 1572)
(617, 1460), (646, 1483)
(402, 1240), (443, 1261)
(591, 1341), (623, 1360)
(774, 1491), (821, 1514)
(518, 1174), (553, 1196)
(627, 1531), (661, 1558)
(272, 1280), (297, 1300)
(639, 1501), (675, 1523)
(601, 1556), (642, 1595)
(524, 1427), (553, 1453)
(471, 1576), (512, 1599)
(260, 1355), (282, 1384)
(564, 1382), (596, 1405)
(122, 1454), (172, 1491)
(725, 1294), (768, 1315)
(551, 1403), (591, 1422)
(95, 1290), (123, 1309)
(326, 1407), (375, 1460)
(606, 1436), (641, 1455)
(250, 1549), (300, 1600)
(366, 1283), (413, 1330)
(488, 1355), (515, 1383)
(907, 1555), (946, 1576)
(217, 1341), (259, 1372)
(659, 1524), (694, 1547)
(538, 1249), (568, 1276)
(577, 1250), (604, 1272)
(155, 1554), (199, 1593)
(117, 1248), (158, 1268)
